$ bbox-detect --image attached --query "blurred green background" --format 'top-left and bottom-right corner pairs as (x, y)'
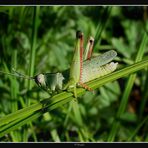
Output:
(0, 6), (148, 142)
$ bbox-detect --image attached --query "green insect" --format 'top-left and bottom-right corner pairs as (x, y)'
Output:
(0, 31), (118, 97)
(63, 30), (118, 97)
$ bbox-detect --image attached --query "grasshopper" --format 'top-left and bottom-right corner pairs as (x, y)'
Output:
(63, 30), (118, 97)
(0, 31), (118, 97)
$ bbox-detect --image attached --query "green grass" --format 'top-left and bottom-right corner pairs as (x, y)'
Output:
(1, 57), (148, 138)
(0, 6), (148, 142)
(107, 31), (148, 142)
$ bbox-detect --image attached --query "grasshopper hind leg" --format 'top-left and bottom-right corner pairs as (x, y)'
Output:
(78, 82), (94, 94)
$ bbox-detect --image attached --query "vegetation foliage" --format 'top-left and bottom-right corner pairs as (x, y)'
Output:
(0, 6), (148, 142)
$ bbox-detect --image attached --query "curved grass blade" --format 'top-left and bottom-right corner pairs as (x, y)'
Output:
(1, 58), (148, 137)
(107, 32), (148, 142)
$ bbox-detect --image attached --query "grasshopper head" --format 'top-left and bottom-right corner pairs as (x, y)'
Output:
(34, 74), (46, 88)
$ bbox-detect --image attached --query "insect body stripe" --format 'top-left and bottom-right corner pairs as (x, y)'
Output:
(79, 33), (84, 83)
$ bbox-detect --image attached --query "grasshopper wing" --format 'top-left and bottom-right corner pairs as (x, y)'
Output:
(84, 50), (117, 67)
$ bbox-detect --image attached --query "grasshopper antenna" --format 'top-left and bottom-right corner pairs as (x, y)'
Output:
(0, 68), (34, 80)
(12, 68), (34, 80)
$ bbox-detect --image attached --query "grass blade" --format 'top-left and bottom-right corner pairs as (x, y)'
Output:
(94, 6), (112, 50)
(1, 58), (148, 137)
(127, 116), (148, 141)
(107, 32), (148, 142)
